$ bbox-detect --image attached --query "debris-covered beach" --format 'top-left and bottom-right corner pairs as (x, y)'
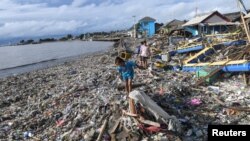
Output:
(1, 1), (250, 140)
(0, 35), (249, 140)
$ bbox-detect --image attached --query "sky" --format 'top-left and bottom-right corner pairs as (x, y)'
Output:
(0, 0), (249, 39)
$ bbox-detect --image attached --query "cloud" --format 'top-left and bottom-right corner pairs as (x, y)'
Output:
(0, 20), (88, 38)
(0, 0), (249, 39)
(71, 0), (88, 7)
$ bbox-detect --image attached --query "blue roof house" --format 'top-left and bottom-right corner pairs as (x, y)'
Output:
(138, 16), (156, 37)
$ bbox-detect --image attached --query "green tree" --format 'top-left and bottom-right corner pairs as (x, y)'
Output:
(26, 39), (34, 44)
(79, 34), (85, 39)
(59, 37), (68, 41)
(67, 34), (73, 39)
(20, 40), (25, 44)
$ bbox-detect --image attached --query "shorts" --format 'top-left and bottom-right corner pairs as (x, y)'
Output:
(122, 72), (134, 81)
(140, 56), (148, 62)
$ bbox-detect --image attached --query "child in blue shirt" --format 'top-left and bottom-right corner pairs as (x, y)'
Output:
(115, 56), (138, 114)
(115, 56), (136, 95)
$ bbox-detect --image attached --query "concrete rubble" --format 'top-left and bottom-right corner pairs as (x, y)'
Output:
(0, 36), (249, 141)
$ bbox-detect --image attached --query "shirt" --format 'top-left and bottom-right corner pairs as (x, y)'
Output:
(140, 45), (150, 57)
(117, 61), (136, 79)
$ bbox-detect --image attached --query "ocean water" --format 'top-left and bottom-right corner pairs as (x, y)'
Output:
(0, 41), (113, 78)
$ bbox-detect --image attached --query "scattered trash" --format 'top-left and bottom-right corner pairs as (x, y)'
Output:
(225, 108), (239, 116)
(0, 37), (249, 140)
(208, 86), (220, 94)
(23, 131), (33, 139)
(56, 120), (65, 127)
(186, 129), (193, 136)
(195, 130), (203, 137)
(189, 98), (202, 106)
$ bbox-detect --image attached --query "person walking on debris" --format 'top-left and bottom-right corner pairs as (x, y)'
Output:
(115, 56), (137, 95)
(115, 56), (137, 114)
(140, 40), (151, 69)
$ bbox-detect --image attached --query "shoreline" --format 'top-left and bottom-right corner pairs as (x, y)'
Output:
(0, 51), (108, 79)
(0, 39), (91, 48)
(0, 49), (113, 79)
(0, 42), (114, 79)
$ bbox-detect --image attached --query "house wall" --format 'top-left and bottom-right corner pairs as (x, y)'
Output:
(148, 22), (155, 37)
(185, 25), (228, 36)
(185, 26), (199, 36)
(139, 21), (155, 37)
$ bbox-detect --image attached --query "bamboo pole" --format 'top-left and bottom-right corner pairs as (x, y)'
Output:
(243, 55), (249, 86)
(243, 73), (248, 85)
(96, 118), (108, 141)
(237, 0), (250, 42)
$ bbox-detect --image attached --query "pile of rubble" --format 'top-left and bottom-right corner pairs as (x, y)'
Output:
(0, 38), (249, 141)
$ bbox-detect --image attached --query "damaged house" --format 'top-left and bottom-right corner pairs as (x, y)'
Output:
(158, 19), (191, 36)
(224, 11), (244, 22)
(159, 19), (192, 45)
(182, 11), (238, 36)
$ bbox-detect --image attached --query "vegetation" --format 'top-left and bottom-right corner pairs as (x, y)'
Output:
(39, 38), (56, 43)
(18, 29), (128, 45)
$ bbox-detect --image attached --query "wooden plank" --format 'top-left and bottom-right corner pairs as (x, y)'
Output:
(177, 43), (202, 50)
(110, 118), (121, 134)
(139, 119), (161, 127)
(243, 55), (249, 86)
(184, 60), (248, 67)
(111, 134), (116, 141)
(212, 95), (225, 106)
(226, 60), (248, 65)
(96, 118), (109, 141)
(184, 47), (212, 64)
(122, 110), (138, 117)
(243, 73), (249, 86)
(129, 98), (136, 114)
(195, 45), (250, 86)
(238, 0), (250, 42)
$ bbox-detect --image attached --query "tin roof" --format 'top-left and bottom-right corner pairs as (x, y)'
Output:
(139, 16), (156, 22)
(183, 11), (230, 27)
